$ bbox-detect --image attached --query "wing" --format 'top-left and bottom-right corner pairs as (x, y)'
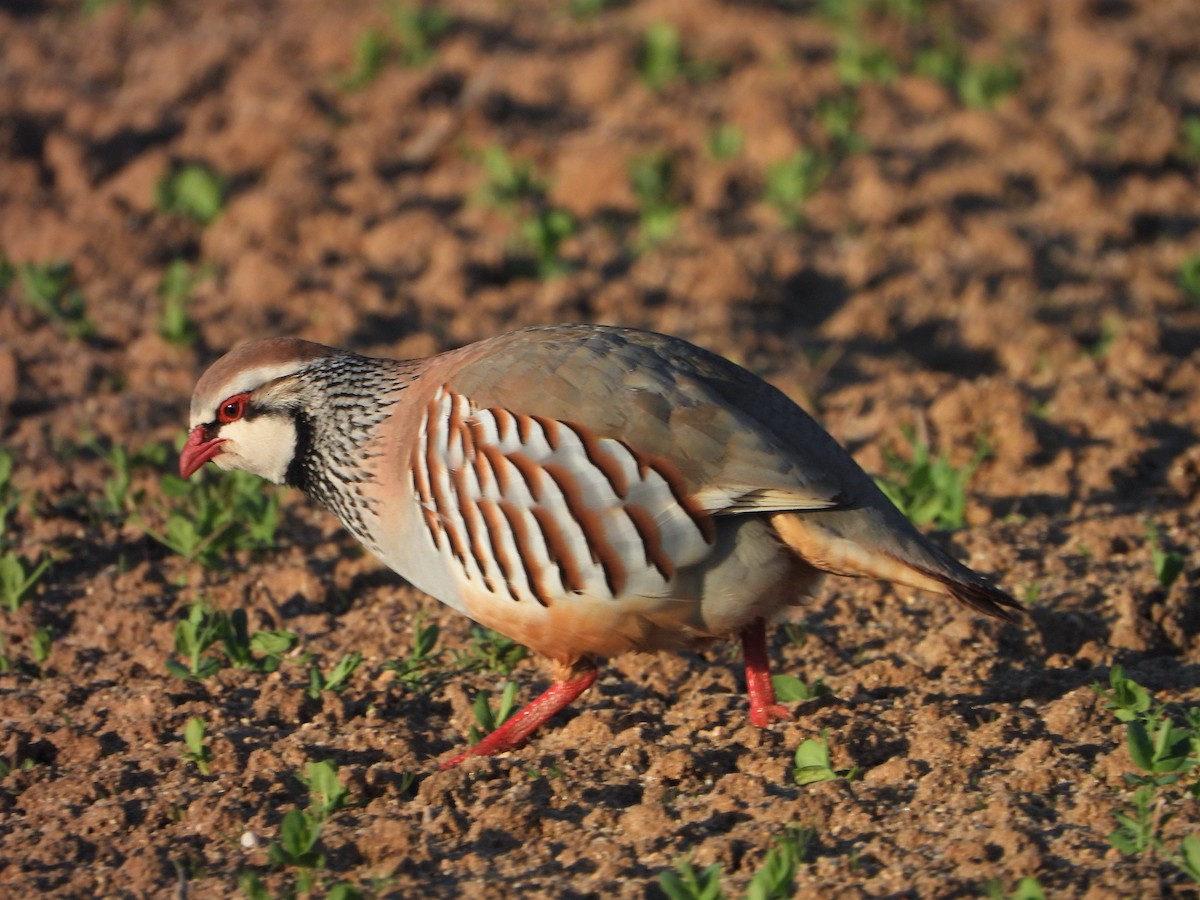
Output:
(411, 387), (724, 606)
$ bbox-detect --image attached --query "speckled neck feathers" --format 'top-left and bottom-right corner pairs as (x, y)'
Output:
(284, 352), (416, 548)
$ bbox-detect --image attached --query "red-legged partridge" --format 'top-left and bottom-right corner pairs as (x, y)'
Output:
(182, 325), (1019, 767)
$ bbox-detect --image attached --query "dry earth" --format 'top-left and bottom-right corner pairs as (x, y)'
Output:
(2, 0), (1200, 896)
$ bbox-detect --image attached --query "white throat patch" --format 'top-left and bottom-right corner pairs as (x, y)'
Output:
(213, 415), (298, 485)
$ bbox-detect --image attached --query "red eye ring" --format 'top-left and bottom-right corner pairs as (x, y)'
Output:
(217, 393), (249, 423)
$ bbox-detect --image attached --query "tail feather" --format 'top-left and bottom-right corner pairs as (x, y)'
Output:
(909, 563), (1024, 623)
(769, 511), (1023, 622)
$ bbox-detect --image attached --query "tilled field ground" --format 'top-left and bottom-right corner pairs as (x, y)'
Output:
(1, 0), (1199, 896)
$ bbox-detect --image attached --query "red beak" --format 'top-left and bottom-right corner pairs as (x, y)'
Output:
(179, 426), (226, 478)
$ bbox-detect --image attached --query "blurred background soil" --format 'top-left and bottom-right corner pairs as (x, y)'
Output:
(1, 0), (1199, 896)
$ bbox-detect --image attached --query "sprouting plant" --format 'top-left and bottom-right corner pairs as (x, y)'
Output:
(771, 674), (830, 703)
(983, 876), (1046, 900)
(94, 440), (169, 519)
(517, 207), (576, 279)
(875, 428), (989, 530)
(479, 145), (542, 210)
(568, 0), (614, 19)
(182, 717), (213, 775)
(389, 2), (451, 66)
(477, 146), (575, 278)
(17, 260), (93, 339)
(453, 626), (529, 675)
(835, 35), (898, 86)
(307, 651), (364, 700)
(628, 151), (680, 249)
(1094, 668), (1200, 862)
(156, 163), (226, 225)
(1146, 523), (1186, 589)
(707, 123), (744, 162)
(1179, 254), (1200, 306)
(166, 603), (226, 681)
(0, 449), (16, 539)
(793, 732), (859, 785)
(30, 626), (51, 670)
(158, 259), (211, 346)
(385, 614), (446, 691)
(143, 469), (280, 569)
(1177, 834), (1200, 883)
(746, 824), (818, 900)
(265, 760), (350, 889)
(639, 22), (684, 92)
(302, 759), (350, 819)
(763, 149), (831, 230)
(468, 682), (519, 745)
(1180, 117), (1200, 164)
(0, 551), (52, 613)
(658, 855), (725, 900)
(1110, 785), (1164, 856)
(221, 608), (297, 673)
(339, 28), (388, 91)
(816, 93), (867, 156)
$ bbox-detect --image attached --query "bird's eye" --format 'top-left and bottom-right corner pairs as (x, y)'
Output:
(217, 393), (249, 423)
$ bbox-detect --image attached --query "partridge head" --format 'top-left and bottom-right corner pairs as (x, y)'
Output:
(182, 325), (1020, 767)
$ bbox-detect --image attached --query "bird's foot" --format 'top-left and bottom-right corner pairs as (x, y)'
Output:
(748, 703), (793, 728)
(438, 667), (598, 770)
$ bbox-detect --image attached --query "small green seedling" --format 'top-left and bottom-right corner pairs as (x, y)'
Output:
(1179, 255), (1200, 306)
(479, 146), (542, 210)
(1093, 664), (1152, 723)
(746, 824), (818, 900)
(17, 260), (93, 339)
(518, 207), (576, 279)
(267, 760), (349, 877)
(156, 164), (226, 225)
(158, 259), (210, 346)
(983, 876), (1046, 900)
(183, 717), (213, 775)
(166, 603), (225, 681)
(639, 22), (684, 92)
(628, 152), (680, 249)
(221, 608), (297, 673)
(816, 93), (867, 156)
(0, 551), (52, 613)
(390, 2), (451, 66)
(1178, 834), (1200, 883)
(477, 146), (576, 278)
(144, 469), (280, 569)
(303, 759), (350, 819)
(0, 448), (16, 538)
(307, 651), (363, 700)
(876, 429), (989, 530)
(1147, 523), (1186, 589)
(385, 615), (447, 691)
(1110, 785), (1164, 856)
(835, 36), (898, 87)
(793, 732), (859, 785)
(30, 626), (51, 673)
(771, 674), (830, 703)
(340, 28), (388, 91)
(468, 682), (519, 745)
(1180, 117), (1200, 163)
(454, 625), (529, 675)
(763, 149), (831, 230)
(658, 856), (725, 900)
(707, 123), (744, 162)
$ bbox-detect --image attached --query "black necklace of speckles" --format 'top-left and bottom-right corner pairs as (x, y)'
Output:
(285, 352), (412, 549)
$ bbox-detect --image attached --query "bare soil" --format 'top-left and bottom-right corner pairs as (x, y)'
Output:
(2, 0), (1199, 896)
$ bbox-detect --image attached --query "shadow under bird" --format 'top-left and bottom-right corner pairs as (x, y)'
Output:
(181, 324), (1020, 767)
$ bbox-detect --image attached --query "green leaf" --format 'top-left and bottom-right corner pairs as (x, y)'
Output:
(771, 674), (828, 702)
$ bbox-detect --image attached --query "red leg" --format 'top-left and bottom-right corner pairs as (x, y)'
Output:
(440, 667), (598, 769)
(740, 618), (792, 727)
